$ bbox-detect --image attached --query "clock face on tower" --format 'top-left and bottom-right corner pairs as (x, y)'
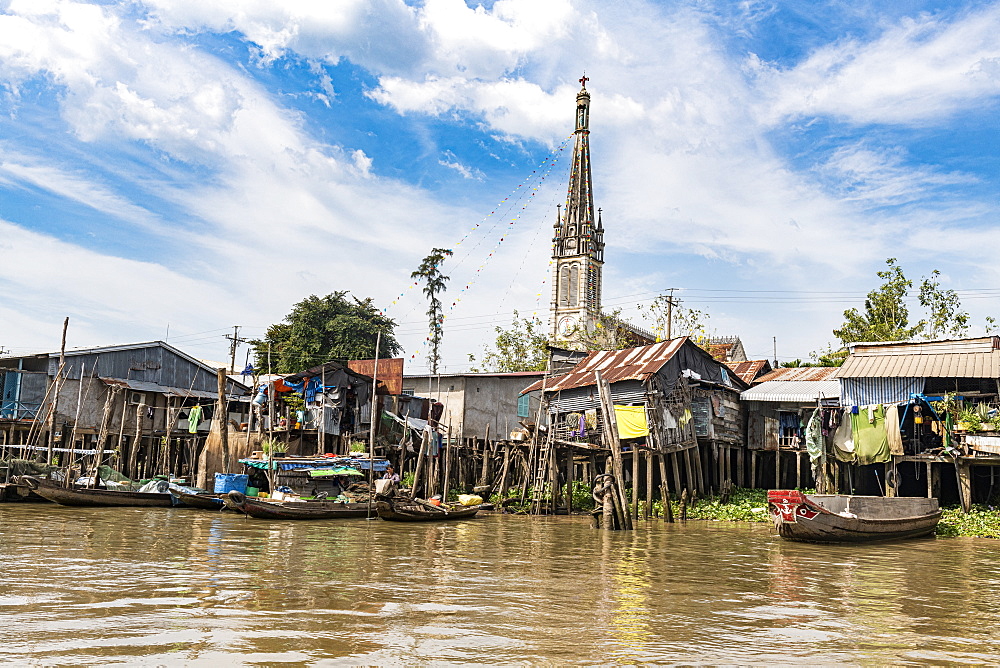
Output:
(558, 316), (576, 337)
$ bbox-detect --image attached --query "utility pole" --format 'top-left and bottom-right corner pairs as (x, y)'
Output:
(773, 336), (778, 368)
(666, 288), (675, 339)
(0, 346), (9, 356)
(224, 326), (249, 373)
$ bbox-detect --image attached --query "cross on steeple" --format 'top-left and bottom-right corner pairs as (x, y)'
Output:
(579, 73), (589, 88)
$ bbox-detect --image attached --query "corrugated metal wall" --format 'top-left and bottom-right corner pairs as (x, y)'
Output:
(49, 345), (232, 395)
(547, 379), (647, 413)
(840, 377), (924, 406)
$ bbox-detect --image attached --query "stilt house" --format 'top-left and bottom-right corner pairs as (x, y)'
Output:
(523, 337), (748, 497)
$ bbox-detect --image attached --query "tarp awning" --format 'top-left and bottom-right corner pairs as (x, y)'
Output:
(741, 380), (841, 403)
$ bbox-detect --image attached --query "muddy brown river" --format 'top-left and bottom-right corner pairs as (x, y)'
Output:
(2, 504), (1000, 665)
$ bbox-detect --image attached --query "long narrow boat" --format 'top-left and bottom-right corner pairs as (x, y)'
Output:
(19, 475), (173, 508)
(768, 490), (941, 543)
(169, 488), (228, 510)
(375, 497), (482, 522)
(225, 490), (375, 519)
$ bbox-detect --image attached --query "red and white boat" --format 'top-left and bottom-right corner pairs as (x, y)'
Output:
(767, 490), (941, 543)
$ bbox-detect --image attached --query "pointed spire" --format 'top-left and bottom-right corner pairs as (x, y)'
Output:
(560, 74), (595, 256)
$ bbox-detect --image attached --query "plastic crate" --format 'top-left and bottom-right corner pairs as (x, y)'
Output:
(213, 473), (249, 494)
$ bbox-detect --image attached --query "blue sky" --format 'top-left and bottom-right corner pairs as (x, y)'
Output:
(1, 0), (998, 372)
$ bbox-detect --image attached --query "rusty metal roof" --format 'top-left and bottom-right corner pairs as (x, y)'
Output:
(726, 360), (771, 383)
(522, 338), (689, 394)
(754, 366), (840, 383)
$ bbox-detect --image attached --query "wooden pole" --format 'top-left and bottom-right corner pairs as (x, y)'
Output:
(645, 451), (653, 519)
(368, 331), (381, 516)
(479, 424), (490, 486)
(658, 453), (673, 522)
(216, 368), (231, 473)
(631, 448), (639, 520)
(565, 446), (574, 514)
(595, 371), (632, 530)
(90, 387), (116, 487)
(411, 428), (429, 497)
(498, 442), (511, 499)
(65, 363), (87, 487)
(46, 317), (69, 464)
(443, 421), (452, 501)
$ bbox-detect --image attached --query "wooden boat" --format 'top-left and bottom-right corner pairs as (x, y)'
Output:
(18, 475), (173, 508)
(169, 488), (228, 510)
(375, 496), (482, 522)
(225, 490), (375, 519)
(768, 490), (941, 543)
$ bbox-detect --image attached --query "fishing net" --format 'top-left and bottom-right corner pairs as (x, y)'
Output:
(1, 459), (58, 477)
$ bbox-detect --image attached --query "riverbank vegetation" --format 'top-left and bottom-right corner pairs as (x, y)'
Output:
(681, 487), (1000, 539)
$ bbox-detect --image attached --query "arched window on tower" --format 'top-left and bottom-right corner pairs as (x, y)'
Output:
(569, 264), (580, 306)
(560, 266), (570, 306)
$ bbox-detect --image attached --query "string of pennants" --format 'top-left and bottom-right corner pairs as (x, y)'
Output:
(398, 136), (573, 361)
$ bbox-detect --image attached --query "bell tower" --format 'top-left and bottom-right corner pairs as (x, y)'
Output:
(550, 75), (605, 344)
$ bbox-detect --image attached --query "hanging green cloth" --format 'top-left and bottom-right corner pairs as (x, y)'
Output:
(187, 405), (203, 434)
(805, 407), (824, 465)
(852, 405), (890, 465)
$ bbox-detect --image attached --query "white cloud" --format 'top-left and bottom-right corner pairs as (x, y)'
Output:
(815, 143), (974, 207)
(753, 5), (1000, 125)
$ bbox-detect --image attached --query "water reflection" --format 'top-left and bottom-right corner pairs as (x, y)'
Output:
(2, 506), (1000, 664)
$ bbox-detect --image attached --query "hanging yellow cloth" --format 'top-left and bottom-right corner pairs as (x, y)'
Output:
(614, 405), (649, 439)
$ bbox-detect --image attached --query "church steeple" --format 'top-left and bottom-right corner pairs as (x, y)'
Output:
(550, 75), (605, 344)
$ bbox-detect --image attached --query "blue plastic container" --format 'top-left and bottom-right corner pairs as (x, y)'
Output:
(213, 473), (249, 494)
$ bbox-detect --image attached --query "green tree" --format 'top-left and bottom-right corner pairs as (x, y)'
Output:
(638, 293), (711, 344)
(411, 248), (453, 375)
(833, 258), (923, 345)
(569, 309), (648, 352)
(252, 292), (400, 373)
(469, 311), (548, 372)
(919, 270), (969, 339)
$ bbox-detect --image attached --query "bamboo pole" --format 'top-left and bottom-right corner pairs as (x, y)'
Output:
(46, 317), (69, 464)
(90, 387), (116, 488)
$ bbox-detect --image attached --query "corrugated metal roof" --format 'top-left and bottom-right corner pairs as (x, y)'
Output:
(741, 380), (841, 403)
(755, 366), (840, 383)
(522, 338), (689, 394)
(726, 360), (772, 383)
(838, 352), (1000, 378)
(848, 336), (1000, 356)
(101, 377), (222, 400)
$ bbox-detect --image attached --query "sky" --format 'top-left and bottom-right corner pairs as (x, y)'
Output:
(1, 0), (999, 373)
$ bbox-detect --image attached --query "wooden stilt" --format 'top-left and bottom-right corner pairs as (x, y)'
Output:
(693, 444), (705, 495)
(751, 451), (758, 489)
(657, 453), (671, 521)
(775, 450), (781, 489)
(565, 446), (574, 514)
(645, 452), (653, 519)
(737, 447), (745, 487)
(795, 451), (802, 490)
(957, 461), (972, 513)
(631, 449), (639, 520)
(683, 448), (695, 494)
(671, 451), (682, 495)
